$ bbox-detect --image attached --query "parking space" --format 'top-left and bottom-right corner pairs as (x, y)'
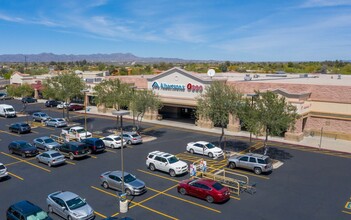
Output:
(1, 100), (351, 219)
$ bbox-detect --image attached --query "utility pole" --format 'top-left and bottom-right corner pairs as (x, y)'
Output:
(24, 56), (27, 74)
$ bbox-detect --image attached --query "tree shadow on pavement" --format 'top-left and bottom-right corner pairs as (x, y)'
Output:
(254, 146), (293, 162)
(212, 140), (250, 152)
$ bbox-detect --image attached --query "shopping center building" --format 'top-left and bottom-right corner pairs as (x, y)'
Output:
(107, 67), (351, 142)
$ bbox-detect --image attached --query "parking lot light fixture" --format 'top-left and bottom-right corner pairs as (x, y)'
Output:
(112, 109), (130, 213)
(81, 89), (89, 139)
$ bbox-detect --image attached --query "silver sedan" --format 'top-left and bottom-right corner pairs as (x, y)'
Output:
(45, 118), (67, 128)
(47, 191), (95, 220)
(33, 136), (61, 151)
(36, 150), (66, 167)
(100, 170), (146, 196)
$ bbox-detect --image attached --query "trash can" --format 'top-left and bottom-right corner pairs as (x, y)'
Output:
(119, 193), (128, 213)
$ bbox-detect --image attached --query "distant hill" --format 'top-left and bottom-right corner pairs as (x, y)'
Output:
(0, 53), (204, 63)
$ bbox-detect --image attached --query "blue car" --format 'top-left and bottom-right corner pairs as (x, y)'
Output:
(7, 200), (52, 220)
(9, 122), (31, 134)
(8, 140), (39, 158)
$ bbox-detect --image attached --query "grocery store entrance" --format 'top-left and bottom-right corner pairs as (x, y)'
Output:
(159, 105), (196, 124)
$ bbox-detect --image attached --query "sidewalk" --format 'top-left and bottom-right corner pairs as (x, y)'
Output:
(79, 106), (351, 154)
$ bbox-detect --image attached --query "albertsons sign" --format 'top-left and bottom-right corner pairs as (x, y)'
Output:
(152, 81), (203, 93)
(152, 82), (185, 91)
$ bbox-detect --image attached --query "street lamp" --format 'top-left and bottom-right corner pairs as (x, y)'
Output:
(129, 86), (137, 126)
(247, 93), (258, 143)
(81, 89), (89, 139)
(112, 109), (130, 213)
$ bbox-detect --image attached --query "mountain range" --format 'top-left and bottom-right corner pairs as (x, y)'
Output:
(0, 53), (204, 63)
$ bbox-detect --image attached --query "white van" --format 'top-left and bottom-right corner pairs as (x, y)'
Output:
(0, 104), (16, 118)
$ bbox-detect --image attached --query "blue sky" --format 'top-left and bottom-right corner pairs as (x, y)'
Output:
(0, 0), (350, 61)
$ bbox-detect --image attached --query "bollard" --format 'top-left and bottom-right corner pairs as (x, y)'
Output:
(119, 193), (128, 213)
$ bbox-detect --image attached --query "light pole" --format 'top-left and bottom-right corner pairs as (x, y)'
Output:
(129, 86), (137, 125)
(247, 93), (258, 143)
(112, 109), (130, 213)
(81, 89), (89, 139)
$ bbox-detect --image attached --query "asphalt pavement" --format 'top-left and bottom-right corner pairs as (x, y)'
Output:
(76, 105), (351, 154)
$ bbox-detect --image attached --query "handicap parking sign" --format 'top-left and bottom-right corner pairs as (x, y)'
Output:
(346, 201), (351, 210)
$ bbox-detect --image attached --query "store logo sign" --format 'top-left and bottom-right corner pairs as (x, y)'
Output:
(152, 82), (160, 89)
(152, 81), (203, 93)
(152, 81), (185, 91)
(187, 83), (203, 92)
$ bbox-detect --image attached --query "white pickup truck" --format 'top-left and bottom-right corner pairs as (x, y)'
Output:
(61, 126), (92, 141)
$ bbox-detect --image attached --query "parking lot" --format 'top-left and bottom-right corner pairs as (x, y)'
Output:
(1, 99), (351, 220)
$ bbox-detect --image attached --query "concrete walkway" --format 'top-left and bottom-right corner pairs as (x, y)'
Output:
(76, 105), (351, 154)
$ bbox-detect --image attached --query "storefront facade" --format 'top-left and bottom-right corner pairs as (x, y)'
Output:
(113, 67), (351, 142)
(146, 67), (213, 122)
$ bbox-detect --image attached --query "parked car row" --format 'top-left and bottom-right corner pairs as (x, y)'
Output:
(6, 190), (97, 220)
(7, 189), (136, 220)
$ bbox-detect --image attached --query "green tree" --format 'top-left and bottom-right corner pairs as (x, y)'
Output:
(7, 84), (34, 97)
(196, 81), (242, 149)
(238, 97), (261, 143)
(254, 91), (298, 152)
(119, 67), (129, 75)
(42, 73), (86, 120)
(93, 78), (132, 110)
(98, 63), (106, 71)
(129, 89), (163, 126)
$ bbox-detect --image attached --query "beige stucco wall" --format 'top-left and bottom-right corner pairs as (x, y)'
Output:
(310, 101), (351, 116)
(305, 117), (351, 140)
(228, 81), (351, 104)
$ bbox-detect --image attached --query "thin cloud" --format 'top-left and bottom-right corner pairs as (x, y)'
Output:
(212, 13), (351, 60)
(0, 12), (63, 27)
(87, 0), (109, 8)
(164, 23), (207, 43)
(301, 0), (351, 8)
(0, 13), (25, 23)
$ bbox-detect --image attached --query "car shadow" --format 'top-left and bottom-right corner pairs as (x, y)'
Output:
(0, 175), (11, 182)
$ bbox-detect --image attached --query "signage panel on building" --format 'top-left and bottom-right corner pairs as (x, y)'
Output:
(152, 81), (203, 93)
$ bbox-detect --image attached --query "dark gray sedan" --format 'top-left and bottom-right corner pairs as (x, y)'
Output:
(33, 136), (61, 151)
(36, 150), (66, 167)
(100, 171), (146, 196)
(45, 118), (67, 128)
(46, 191), (95, 220)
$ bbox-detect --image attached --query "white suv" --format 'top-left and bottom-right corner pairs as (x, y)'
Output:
(146, 151), (188, 177)
(0, 163), (8, 180)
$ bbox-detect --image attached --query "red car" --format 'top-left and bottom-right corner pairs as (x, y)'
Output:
(68, 104), (84, 111)
(177, 178), (230, 203)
